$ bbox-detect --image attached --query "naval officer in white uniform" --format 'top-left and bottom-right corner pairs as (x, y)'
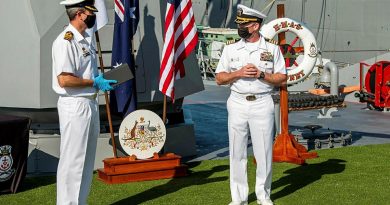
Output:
(215, 4), (287, 205)
(52, 0), (116, 204)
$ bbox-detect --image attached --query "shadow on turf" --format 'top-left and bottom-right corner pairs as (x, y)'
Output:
(248, 159), (346, 203)
(16, 175), (56, 193)
(111, 162), (228, 205)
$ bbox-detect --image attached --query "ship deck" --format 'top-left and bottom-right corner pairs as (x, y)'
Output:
(183, 80), (390, 162)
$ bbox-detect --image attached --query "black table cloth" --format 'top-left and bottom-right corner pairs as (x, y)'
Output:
(0, 115), (31, 193)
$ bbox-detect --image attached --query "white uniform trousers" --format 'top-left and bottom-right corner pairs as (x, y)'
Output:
(227, 92), (275, 203)
(56, 96), (99, 205)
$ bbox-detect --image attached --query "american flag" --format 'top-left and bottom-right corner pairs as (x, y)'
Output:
(159, 0), (198, 100)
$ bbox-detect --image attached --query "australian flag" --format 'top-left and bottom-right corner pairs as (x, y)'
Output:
(111, 0), (139, 117)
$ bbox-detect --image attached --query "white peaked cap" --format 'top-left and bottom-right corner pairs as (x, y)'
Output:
(235, 4), (267, 24)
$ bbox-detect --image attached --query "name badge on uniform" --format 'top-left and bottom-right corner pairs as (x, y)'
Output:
(82, 47), (90, 57)
(260, 51), (273, 62)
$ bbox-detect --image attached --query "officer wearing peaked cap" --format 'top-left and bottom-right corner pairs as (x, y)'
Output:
(52, 0), (116, 204)
(60, 0), (98, 12)
(215, 4), (287, 205)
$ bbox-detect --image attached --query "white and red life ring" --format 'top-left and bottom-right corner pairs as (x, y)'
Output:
(260, 18), (318, 85)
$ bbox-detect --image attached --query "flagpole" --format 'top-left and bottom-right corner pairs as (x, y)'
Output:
(162, 95), (167, 124)
(95, 31), (118, 158)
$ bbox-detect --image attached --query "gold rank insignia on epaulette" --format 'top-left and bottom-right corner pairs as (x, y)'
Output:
(64, 31), (73, 41)
(265, 38), (278, 45)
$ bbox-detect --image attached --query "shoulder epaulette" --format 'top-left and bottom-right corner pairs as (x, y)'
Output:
(64, 31), (73, 41)
(226, 38), (240, 45)
(265, 38), (278, 45)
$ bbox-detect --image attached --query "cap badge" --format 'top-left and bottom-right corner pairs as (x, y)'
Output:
(237, 8), (243, 17)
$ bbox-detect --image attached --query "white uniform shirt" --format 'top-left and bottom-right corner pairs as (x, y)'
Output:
(215, 35), (286, 94)
(52, 24), (98, 96)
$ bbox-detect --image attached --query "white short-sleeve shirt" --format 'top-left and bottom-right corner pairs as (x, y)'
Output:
(215, 35), (286, 94)
(52, 24), (98, 96)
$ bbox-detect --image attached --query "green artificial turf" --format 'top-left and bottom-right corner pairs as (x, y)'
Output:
(2, 144), (390, 205)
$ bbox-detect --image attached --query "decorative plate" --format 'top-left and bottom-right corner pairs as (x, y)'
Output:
(118, 110), (166, 159)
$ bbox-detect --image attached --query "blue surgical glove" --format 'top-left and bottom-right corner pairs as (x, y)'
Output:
(93, 74), (117, 91)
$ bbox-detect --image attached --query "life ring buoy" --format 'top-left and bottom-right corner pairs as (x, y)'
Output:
(260, 18), (318, 85)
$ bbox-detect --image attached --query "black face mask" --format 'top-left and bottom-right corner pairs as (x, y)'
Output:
(84, 14), (96, 29)
(238, 27), (252, 39)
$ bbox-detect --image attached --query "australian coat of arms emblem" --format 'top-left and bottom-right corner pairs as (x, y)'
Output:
(119, 110), (166, 159)
(0, 145), (15, 182)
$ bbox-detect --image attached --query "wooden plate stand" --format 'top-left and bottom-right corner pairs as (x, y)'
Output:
(97, 153), (188, 184)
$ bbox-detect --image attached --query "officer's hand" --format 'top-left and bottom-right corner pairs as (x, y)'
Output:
(239, 64), (258, 78)
(93, 74), (117, 91)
